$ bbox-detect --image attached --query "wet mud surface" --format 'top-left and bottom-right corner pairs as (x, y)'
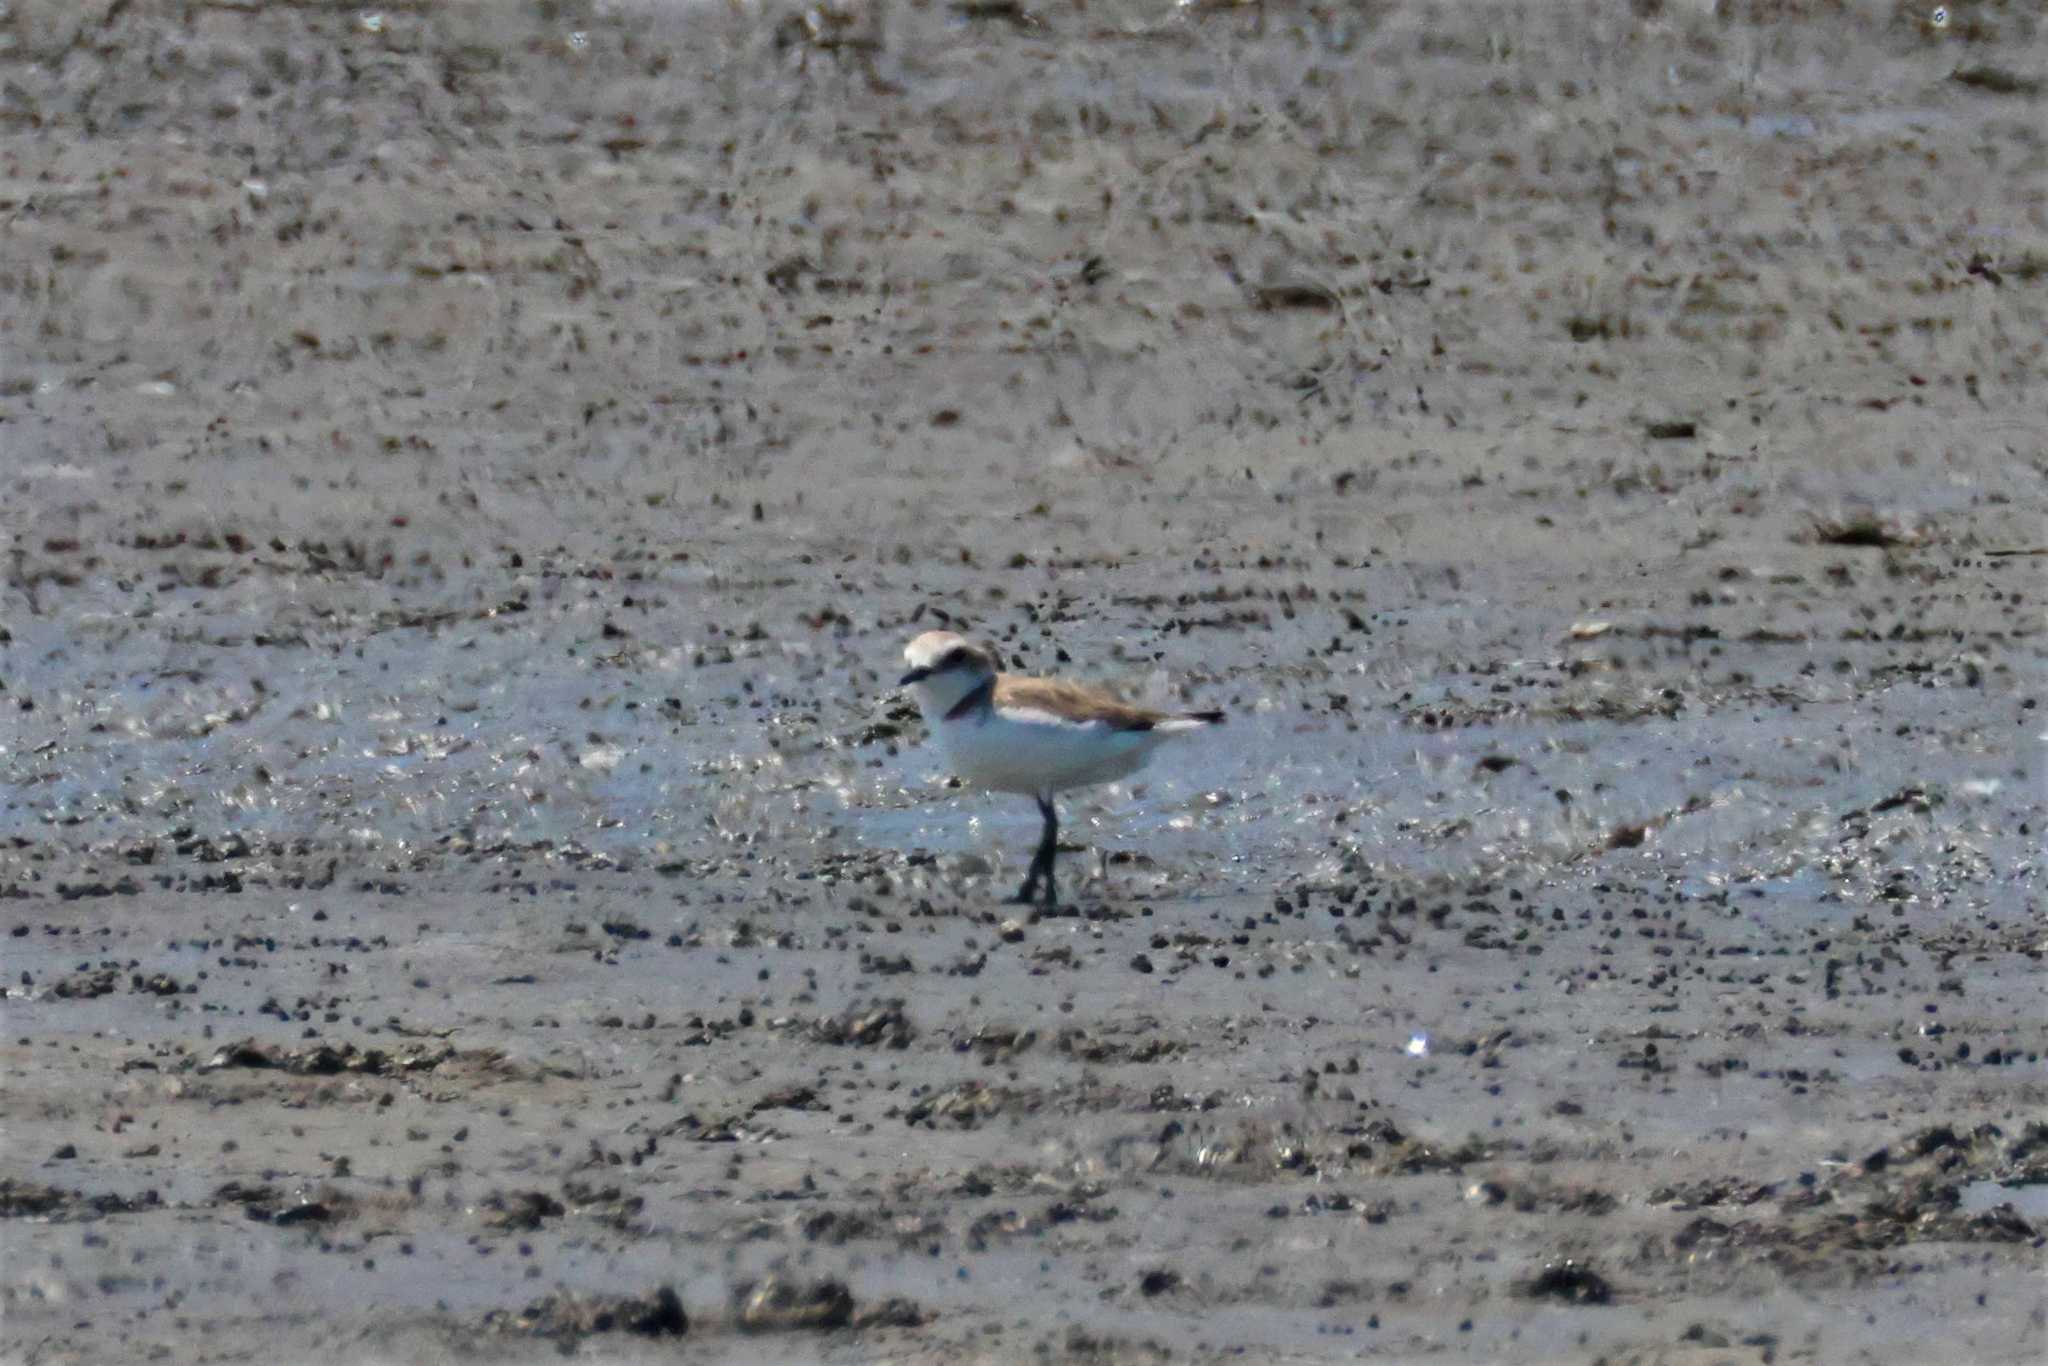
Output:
(3, 0), (2045, 1361)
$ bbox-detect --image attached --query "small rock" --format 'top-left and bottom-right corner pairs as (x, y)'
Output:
(1138, 1268), (1180, 1296)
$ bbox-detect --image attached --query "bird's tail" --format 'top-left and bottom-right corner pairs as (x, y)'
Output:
(1157, 710), (1224, 733)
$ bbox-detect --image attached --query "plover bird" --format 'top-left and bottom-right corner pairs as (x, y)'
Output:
(898, 630), (1223, 909)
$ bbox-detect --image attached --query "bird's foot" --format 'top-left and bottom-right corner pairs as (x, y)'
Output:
(1005, 883), (1061, 914)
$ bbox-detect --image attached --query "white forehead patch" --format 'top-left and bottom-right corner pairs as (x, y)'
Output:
(904, 630), (967, 669)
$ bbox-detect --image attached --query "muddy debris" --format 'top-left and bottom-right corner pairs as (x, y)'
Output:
(1950, 64), (2042, 96)
(208, 1180), (344, 1226)
(1808, 511), (1926, 549)
(806, 998), (915, 1048)
(49, 968), (121, 999)
(1518, 1259), (1616, 1305)
(902, 1080), (1013, 1130)
(954, 1022), (1039, 1062)
(491, 1285), (688, 1341)
(1, 1181), (162, 1220)
(262, 1200), (340, 1227)
(729, 1275), (921, 1333)
(852, 1295), (930, 1329)
(734, 1275), (855, 1332)
(195, 1038), (457, 1076)
(479, 1189), (565, 1231)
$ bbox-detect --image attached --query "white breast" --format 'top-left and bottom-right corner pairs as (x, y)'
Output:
(934, 707), (1168, 796)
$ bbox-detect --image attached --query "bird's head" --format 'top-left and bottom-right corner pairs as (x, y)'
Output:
(899, 630), (997, 716)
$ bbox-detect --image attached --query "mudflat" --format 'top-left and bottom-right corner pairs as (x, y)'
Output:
(3, 1), (2043, 1361)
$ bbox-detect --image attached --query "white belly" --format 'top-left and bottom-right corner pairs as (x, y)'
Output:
(935, 711), (1165, 796)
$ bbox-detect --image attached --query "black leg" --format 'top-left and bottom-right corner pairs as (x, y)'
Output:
(1010, 795), (1059, 908)
(1033, 795), (1059, 910)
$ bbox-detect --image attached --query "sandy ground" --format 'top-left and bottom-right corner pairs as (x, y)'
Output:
(3, 0), (2045, 1361)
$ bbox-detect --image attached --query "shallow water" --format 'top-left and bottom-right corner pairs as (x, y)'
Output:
(11, 582), (2029, 923)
